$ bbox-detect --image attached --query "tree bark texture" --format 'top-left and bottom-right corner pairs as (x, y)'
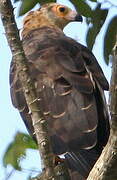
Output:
(0, 0), (70, 179)
(87, 37), (117, 180)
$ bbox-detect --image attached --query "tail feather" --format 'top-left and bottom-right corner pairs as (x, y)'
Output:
(65, 149), (99, 179)
(65, 152), (90, 176)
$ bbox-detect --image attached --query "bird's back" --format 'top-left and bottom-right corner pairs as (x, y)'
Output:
(10, 26), (110, 179)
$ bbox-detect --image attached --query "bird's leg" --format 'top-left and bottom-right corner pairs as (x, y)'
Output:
(54, 155), (65, 166)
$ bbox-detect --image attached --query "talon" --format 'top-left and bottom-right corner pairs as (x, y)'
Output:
(54, 155), (64, 166)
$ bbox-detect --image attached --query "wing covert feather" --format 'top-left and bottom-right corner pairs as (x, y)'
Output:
(10, 27), (109, 156)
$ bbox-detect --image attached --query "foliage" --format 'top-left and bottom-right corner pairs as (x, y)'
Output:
(71, 0), (93, 18)
(18, 0), (39, 16)
(15, 0), (55, 16)
(69, 0), (117, 64)
(3, 132), (37, 170)
(3, 0), (117, 174)
(86, 3), (108, 50)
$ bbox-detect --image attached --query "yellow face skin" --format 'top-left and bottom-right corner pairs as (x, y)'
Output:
(22, 3), (79, 37)
(51, 4), (71, 18)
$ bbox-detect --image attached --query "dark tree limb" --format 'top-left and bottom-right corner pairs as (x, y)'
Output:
(87, 37), (117, 180)
(0, 0), (70, 179)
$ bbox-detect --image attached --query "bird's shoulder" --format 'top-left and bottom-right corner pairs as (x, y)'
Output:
(22, 26), (109, 91)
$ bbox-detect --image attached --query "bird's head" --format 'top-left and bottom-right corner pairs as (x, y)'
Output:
(22, 3), (83, 37)
(39, 3), (83, 28)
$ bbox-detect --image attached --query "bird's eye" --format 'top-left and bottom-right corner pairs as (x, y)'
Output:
(52, 5), (68, 16)
(59, 7), (66, 13)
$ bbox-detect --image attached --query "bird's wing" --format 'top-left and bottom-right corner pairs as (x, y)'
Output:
(10, 27), (109, 152)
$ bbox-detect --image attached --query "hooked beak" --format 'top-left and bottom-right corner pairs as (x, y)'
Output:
(75, 14), (83, 22)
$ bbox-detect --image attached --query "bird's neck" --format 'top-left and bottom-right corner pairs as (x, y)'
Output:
(22, 12), (63, 38)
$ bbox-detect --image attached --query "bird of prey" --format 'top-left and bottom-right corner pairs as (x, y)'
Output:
(10, 3), (110, 180)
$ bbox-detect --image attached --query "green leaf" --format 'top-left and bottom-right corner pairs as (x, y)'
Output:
(39, 0), (55, 5)
(18, 0), (55, 16)
(104, 16), (117, 64)
(70, 0), (93, 18)
(89, 0), (97, 2)
(3, 132), (37, 170)
(19, 0), (39, 16)
(86, 4), (108, 49)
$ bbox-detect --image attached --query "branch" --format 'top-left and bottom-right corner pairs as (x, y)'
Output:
(87, 37), (117, 180)
(0, 0), (70, 179)
(32, 164), (70, 180)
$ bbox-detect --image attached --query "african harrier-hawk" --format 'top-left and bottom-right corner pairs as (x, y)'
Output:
(10, 3), (110, 180)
